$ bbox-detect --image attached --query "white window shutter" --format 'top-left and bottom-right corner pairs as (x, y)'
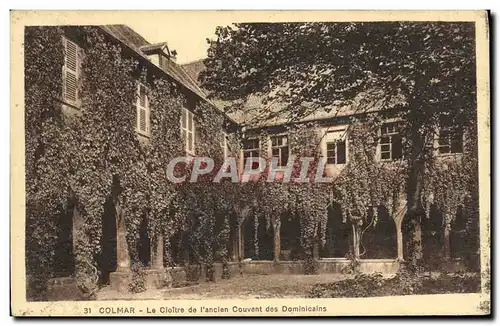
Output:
(136, 84), (149, 135)
(63, 37), (79, 104)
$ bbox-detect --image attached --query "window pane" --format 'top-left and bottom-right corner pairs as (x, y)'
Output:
(337, 141), (346, 164)
(381, 152), (390, 160)
(244, 139), (258, 150)
(271, 137), (278, 147)
(251, 150), (259, 158)
(326, 143), (336, 163)
(381, 144), (391, 152)
(272, 148), (280, 157)
(380, 136), (390, 145)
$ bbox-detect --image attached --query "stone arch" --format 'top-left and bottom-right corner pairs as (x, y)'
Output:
(450, 205), (467, 259)
(360, 205), (397, 259)
(280, 212), (302, 260)
(137, 216), (151, 267)
(421, 204), (445, 268)
(242, 212), (274, 260)
(320, 202), (351, 258)
(97, 195), (117, 285)
(53, 200), (75, 278)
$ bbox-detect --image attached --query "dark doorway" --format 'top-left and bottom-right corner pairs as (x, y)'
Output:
(361, 205), (397, 259)
(138, 217), (151, 267)
(98, 196), (117, 285)
(451, 205), (467, 259)
(421, 205), (445, 268)
(320, 203), (351, 258)
(53, 201), (75, 277)
(281, 213), (302, 260)
(243, 213), (274, 260)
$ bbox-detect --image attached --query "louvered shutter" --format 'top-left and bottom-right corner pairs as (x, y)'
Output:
(63, 37), (79, 104)
(137, 84), (149, 135)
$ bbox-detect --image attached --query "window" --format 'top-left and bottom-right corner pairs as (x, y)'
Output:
(181, 107), (195, 155)
(136, 84), (150, 136)
(242, 139), (260, 168)
(325, 130), (347, 165)
(271, 135), (289, 167)
(379, 123), (402, 161)
(62, 37), (80, 105)
(438, 127), (463, 154)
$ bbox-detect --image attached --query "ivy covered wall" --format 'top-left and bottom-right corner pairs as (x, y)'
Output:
(25, 25), (480, 300)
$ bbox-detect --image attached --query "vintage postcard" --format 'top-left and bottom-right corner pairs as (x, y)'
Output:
(10, 10), (490, 317)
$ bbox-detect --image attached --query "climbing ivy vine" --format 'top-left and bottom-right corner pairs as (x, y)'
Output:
(25, 26), (480, 300)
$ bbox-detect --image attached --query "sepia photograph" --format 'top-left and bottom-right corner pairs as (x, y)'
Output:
(10, 10), (490, 316)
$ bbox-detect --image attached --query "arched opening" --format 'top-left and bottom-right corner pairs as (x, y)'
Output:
(320, 203), (351, 258)
(138, 216), (151, 267)
(53, 201), (75, 277)
(280, 213), (302, 260)
(169, 230), (184, 267)
(242, 213), (273, 260)
(361, 205), (397, 259)
(451, 205), (467, 259)
(421, 204), (445, 268)
(97, 196), (117, 285)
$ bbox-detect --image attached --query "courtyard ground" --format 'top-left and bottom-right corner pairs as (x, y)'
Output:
(96, 273), (350, 300)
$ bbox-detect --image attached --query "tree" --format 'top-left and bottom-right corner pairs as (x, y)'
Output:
(200, 22), (477, 266)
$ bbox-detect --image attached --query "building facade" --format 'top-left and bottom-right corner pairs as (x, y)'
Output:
(25, 25), (479, 299)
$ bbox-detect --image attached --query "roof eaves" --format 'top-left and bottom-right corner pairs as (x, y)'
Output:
(98, 26), (238, 126)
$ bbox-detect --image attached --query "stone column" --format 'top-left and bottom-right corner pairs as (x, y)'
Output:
(115, 206), (130, 272)
(231, 227), (239, 261)
(396, 219), (404, 261)
(153, 232), (164, 269)
(394, 199), (408, 262)
(443, 224), (451, 260)
(273, 221), (281, 262)
(238, 222), (244, 260)
(352, 224), (360, 259)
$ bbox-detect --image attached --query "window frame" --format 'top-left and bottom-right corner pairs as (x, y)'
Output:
(242, 138), (260, 167)
(437, 125), (464, 155)
(324, 129), (348, 165)
(270, 134), (290, 168)
(379, 123), (402, 161)
(180, 107), (195, 156)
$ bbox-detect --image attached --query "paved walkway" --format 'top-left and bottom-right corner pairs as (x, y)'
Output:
(96, 273), (350, 300)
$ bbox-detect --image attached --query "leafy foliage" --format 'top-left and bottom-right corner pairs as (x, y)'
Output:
(201, 22), (478, 265)
(308, 271), (480, 298)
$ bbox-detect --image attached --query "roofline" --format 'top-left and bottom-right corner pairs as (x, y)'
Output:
(242, 106), (401, 131)
(180, 57), (207, 66)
